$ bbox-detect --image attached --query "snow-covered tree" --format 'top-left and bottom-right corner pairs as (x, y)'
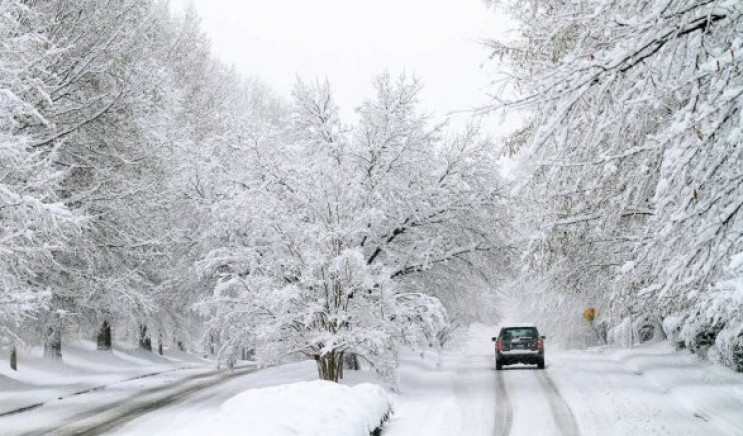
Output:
(0, 0), (241, 358)
(486, 0), (743, 363)
(197, 75), (507, 381)
(0, 0), (87, 348)
(19, 0), (188, 357)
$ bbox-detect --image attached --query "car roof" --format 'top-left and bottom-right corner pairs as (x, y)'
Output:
(499, 323), (536, 329)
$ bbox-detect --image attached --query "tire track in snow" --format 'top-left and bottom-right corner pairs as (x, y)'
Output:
(0, 366), (195, 418)
(20, 366), (255, 436)
(494, 370), (513, 436)
(73, 369), (253, 436)
(535, 369), (581, 436)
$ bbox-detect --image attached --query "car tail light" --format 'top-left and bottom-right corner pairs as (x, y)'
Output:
(536, 338), (543, 351)
(496, 340), (504, 351)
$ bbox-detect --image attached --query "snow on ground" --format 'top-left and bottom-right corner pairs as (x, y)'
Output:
(383, 323), (497, 436)
(385, 323), (743, 436)
(548, 343), (743, 436)
(113, 360), (391, 436)
(110, 361), (320, 435)
(0, 341), (231, 435)
(0, 340), (208, 417)
(4, 325), (743, 436)
(157, 380), (389, 436)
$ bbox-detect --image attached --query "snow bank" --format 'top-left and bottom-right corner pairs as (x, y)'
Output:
(168, 380), (391, 436)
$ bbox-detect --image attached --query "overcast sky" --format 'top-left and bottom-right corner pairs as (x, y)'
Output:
(169, 0), (515, 131)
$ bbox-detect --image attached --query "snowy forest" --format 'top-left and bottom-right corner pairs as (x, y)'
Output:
(1, 0), (742, 386)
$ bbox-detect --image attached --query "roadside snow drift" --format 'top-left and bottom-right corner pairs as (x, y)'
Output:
(166, 380), (391, 436)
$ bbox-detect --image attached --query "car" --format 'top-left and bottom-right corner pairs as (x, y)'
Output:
(491, 325), (545, 370)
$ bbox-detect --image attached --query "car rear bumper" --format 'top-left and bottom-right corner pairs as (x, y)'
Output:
(499, 350), (540, 356)
(497, 351), (544, 365)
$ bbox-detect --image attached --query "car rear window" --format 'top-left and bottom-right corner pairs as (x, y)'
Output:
(500, 327), (537, 340)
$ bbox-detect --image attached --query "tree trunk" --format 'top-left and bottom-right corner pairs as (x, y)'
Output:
(338, 351), (344, 380)
(96, 320), (112, 351)
(138, 324), (152, 351)
(10, 346), (17, 371)
(44, 314), (63, 360)
(158, 331), (163, 355)
(208, 333), (216, 356)
(343, 352), (360, 371)
(315, 356), (323, 379)
(315, 351), (342, 382)
(588, 321), (607, 345)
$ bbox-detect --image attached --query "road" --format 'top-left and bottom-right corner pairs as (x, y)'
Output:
(107, 361), (318, 435)
(4, 325), (743, 436)
(384, 324), (743, 436)
(1, 365), (259, 436)
(494, 367), (580, 436)
(0, 360), (323, 436)
(65, 367), (255, 436)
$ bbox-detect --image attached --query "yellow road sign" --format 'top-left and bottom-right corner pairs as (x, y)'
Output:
(583, 307), (598, 322)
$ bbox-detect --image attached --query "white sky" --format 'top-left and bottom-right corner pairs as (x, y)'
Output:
(169, 0), (516, 132)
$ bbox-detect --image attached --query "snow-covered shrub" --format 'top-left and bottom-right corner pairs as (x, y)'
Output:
(395, 293), (450, 350)
(679, 306), (726, 358)
(709, 324), (743, 372)
(709, 254), (743, 372)
(678, 255), (743, 369)
(635, 313), (666, 344)
(662, 314), (687, 348)
(608, 313), (666, 347)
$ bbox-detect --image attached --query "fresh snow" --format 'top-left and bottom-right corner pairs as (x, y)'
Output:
(110, 360), (390, 436)
(0, 341), (242, 435)
(153, 380), (390, 436)
(546, 344), (743, 436)
(108, 361), (321, 435)
(383, 325), (498, 435)
(3, 325), (743, 435)
(0, 340), (207, 416)
(384, 324), (743, 436)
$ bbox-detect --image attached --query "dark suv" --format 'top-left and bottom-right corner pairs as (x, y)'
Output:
(491, 325), (545, 370)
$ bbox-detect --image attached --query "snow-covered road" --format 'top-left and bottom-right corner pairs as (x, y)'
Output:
(494, 367), (579, 436)
(5, 325), (743, 435)
(385, 324), (743, 436)
(1, 365), (258, 435)
(109, 362), (319, 435)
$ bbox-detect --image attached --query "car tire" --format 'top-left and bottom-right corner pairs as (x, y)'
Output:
(537, 358), (545, 369)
